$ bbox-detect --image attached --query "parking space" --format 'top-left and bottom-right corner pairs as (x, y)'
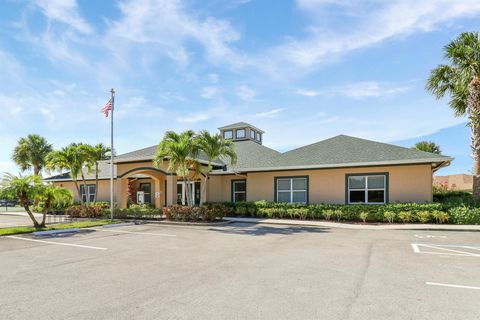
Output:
(1, 223), (479, 319)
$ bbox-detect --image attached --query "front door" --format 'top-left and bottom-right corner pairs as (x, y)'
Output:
(177, 181), (201, 205)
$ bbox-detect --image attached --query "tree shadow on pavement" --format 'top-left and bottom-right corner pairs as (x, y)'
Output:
(208, 222), (329, 236)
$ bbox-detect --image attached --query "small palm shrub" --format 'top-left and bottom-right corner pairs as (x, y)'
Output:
(334, 209), (345, 222)
(398, 211), (413, 223)
(384, 211), (395, 224)
(323, 209), (334, 220)
(431, 210), (449, 224)
(359, 212), (368, 223)
(416, 211), (431, 223)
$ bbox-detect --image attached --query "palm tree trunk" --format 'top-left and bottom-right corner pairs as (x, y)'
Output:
(40, 197), (51, 228)
(21, 196), (40, 228)
(73, 180), (83, 205)
(469, 77), (480, 199)
(183, 179), (189, 206)
(201, 173), (209, 205)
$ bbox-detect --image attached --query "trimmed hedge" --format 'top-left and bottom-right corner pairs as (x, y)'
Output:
(204, 201), (480, 224)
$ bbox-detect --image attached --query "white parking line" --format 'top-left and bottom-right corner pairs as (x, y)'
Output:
(6, 235), (107, 250)
(426, 282), (480, 290)
(411, 243), (480, 257)
(93, 228), (176, 237)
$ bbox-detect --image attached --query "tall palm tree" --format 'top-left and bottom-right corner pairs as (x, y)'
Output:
(153, 130), (199, 206)
(12, 134), (52, 176)
(427, 32), (480, 198)
(196, 131), (237, 204)
(412, 141), (442, 154)
(84, 143), (111, 202)
(46, 143), (84, 204)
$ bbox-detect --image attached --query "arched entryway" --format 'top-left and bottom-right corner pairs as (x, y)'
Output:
(116, 167), (174, 208)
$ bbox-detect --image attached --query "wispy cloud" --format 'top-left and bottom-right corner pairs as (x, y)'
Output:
(254, 108), (284, 118)
(236, 85), (256, 102)
(295, 88), (320, 97)
(176, 112), (211, 123)
(32, 0), (93, 34)
(339, 81), (409, 99)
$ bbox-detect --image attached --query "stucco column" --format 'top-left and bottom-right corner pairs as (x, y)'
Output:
(119, 178), (128, 208)
(154, 178), (162, 208)
(166, 175), (177, 206)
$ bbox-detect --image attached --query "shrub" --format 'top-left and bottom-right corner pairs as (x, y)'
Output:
(323, 209), (334, 220)
(398, 211), (413, 223)
(431, 210), (449, 224)
(334, 209), (345, 222)
(416, 211), (431, 223)
(384, 211), (395, 223)
(359, 212), (368, 223)
(448, 206), (480, 224)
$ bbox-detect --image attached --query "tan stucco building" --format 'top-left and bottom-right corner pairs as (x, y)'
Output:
(45, 122), (453, 207)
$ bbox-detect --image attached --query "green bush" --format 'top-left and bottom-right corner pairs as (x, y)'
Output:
(398, 211), (413, 223)
(448, 206), (480, 224)
(431, 210), (449, 224)
(384, 211), (395, 223)
(359, 212), (368, 223)
(334, 209), (345, 222)
(416, 211), (431, 223)
(323, 209), (334, 220)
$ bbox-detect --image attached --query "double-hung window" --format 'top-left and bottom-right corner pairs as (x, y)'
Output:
(223, 130), (233, 139)
(275, 177), (308, 204)
(347, 174), (387, 204)
(80, 184), (96, 202)
(232, 180), (246, 202)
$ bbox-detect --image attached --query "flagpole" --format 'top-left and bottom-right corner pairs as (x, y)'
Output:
(110, 88), (115, 221)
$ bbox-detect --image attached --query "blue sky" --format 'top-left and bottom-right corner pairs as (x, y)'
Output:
(1, 0), (479, 176)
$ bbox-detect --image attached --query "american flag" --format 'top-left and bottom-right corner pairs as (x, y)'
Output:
(101, 99), (113, 117)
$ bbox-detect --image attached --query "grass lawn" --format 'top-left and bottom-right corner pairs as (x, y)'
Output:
(0, 219), (121, 236)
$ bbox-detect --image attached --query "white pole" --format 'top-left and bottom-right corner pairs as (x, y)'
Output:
(110, 88), (115, 221)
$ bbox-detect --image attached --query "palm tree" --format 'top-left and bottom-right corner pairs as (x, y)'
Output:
(196, 131), (237, 204)
(0, 173), (43, 227)
(153, 131), (200, 206)
(12, 134), (52, 176)
(46, 144), (84, 204)
(427, 32), (480, 198)
(36, 185), (73, 227)
(412, 141), (442, 154)
(84, 143), (110, 202)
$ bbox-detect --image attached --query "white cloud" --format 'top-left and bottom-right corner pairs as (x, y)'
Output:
(254, 108), (284, 118)
(106, 0), (244, 66)
(236, 85), (256, 102)
(0, 161), (18, 175)
(339, 82), (409, 99)
(33, 0), (92, 34)
(295, 88), (320, 97)
(200, 86), (219, 99)
(266, 0), (480, 69)
(208, 73), (219, 83)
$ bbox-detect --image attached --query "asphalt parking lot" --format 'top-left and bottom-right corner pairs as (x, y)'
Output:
(1, 222), (479, 320)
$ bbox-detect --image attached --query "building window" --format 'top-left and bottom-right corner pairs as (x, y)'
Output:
(347, 174), (387, 204)
(275, 177), (308, 204)
(223, 130), (233, 139)
(256, 132), (262, 142)
(80, 184), (96, 203)
(236, 129), (246, 139)
(232, 180), (246, 202)
(139, 183), (151, 204)
(250, 130), (256, 139)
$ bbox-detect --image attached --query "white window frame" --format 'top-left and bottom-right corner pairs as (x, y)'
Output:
(250, 130), (256, 139)
(256, 132), (262, 142)
(276, 177), (308, 204)
(80, 184), (96, 203)
(232, 180), (246, 202)
(347, 174), (386, 204)
(223, 130), (233, 139)
(236, 129), (246, 139)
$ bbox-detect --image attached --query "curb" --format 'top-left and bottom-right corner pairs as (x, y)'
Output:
(33, 228), (80, 236)
(132, 219), (233, 227)
(103, 222), (136, 228)
(223, 218), (480, 232)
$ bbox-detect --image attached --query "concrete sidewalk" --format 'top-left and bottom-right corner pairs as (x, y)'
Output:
(224, 217), (480, 231)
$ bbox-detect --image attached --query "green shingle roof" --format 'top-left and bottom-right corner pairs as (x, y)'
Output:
(216, 135), (452, 173)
